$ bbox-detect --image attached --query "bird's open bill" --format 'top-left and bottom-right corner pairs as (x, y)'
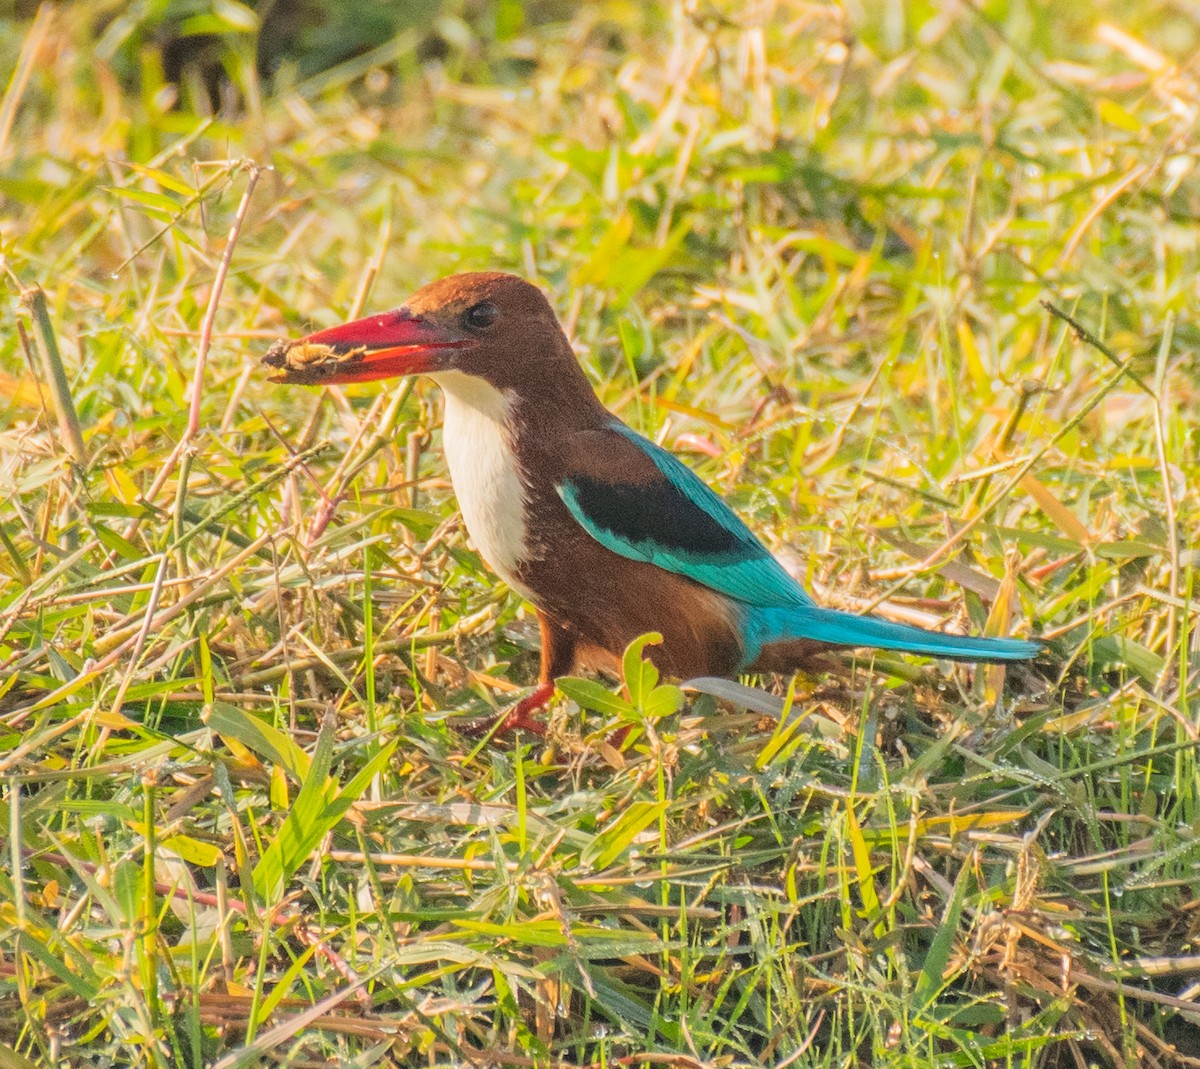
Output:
(262, 310), (476, 385)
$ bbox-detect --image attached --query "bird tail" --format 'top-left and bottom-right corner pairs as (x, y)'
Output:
(745, 605), (1041, 665)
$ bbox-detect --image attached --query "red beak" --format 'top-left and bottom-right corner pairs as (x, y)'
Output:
(263, 308), (476, 385)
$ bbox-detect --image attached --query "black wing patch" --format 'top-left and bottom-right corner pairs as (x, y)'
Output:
(566, 475), (743, 557)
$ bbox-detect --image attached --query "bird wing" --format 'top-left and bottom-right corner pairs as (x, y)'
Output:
(554, 421), (814, 609)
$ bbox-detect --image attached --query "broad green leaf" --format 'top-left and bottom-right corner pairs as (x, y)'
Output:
(112, 859), (140, 927)
(1098, 97), (1143, 133)
(557, 677), (634, 718)
(160, 834), (223, 867)
(915, 856), (972, 1011)
(453, 918), (662, 954)
(10, 931), (98, 1002)
(1019, 474), (1090, 544)
(105, 186), (181, 215)
(91, 523), (145, 561)
(336, 739), (399, 805)
(1094, 540), (1163, 559)
(572, 212), (634, 288)
(120, 161), (196, 197)
(845, 804), (880, 919)
(755, 684), (808, 770)
(253, 736), (397, 903)
(614, 216), (693, 302)
(1091, 635), (1165, 685)
(622, 632), (662, 710)
(641, 683), (684, 720)
(205, 702), (311, 780)
(582, 799), (670, 870)
(255, 941), (322, 1025)
(270, 764), (289, 810)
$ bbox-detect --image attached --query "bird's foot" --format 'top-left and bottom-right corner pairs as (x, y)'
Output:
(606, 725), (632, 749)
(460, 681), (554, 738)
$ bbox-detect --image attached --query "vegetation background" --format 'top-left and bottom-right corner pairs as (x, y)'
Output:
(1, 0), (1198, 1065)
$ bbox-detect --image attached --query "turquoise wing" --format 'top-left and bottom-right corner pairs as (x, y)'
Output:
(555, 422), (813, 609)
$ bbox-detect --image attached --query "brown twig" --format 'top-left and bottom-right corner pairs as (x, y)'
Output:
(186, 161), (263, 441)
(124, 160), (265, 541)
(1150, 314), (1181, 690)
(1041, 299), (1157, 399)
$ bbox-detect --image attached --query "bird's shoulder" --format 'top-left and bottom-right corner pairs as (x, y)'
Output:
(551, 421), (675, 486)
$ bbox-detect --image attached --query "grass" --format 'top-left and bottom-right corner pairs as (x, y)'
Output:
(1, 0), (1199, 1065)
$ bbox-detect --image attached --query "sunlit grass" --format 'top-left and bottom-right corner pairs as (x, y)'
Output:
(2, 1), (1199, 1066)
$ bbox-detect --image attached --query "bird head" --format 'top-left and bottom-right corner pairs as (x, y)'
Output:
(263, 272), (570, 392)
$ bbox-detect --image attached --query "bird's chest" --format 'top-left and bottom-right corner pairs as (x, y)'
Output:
(437, 376), (538, 598)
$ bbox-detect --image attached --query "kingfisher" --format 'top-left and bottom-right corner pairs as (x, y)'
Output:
(264, 272), (1039, 734)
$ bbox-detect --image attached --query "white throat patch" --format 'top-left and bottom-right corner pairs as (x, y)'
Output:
(430, 370), (535, 599)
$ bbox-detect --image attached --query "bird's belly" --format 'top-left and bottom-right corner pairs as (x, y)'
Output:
(519, 530), (748, 679)
(437, 374), (538, 600)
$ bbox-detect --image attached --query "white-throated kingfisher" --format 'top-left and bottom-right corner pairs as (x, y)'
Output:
(264, 272), (1039, 734)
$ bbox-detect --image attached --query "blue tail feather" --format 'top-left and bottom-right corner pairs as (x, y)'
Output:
(743, 605), (1040, 667)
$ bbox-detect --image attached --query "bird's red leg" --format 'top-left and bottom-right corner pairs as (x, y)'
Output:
(496, 680), (556, 736)
(495, 612), (577, 736)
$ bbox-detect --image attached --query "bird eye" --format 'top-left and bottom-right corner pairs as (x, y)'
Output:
(463, 301), (499, 331)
